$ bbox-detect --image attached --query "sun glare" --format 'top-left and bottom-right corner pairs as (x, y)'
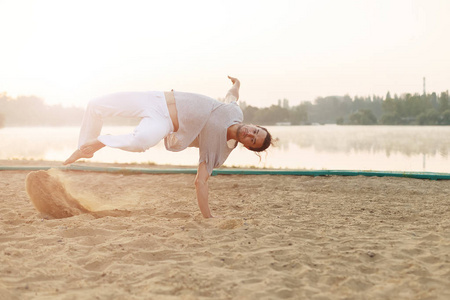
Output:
(1, 0), (449, 107)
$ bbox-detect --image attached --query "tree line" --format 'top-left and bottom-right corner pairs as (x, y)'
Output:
(0, 93), (137, 127)
(1, 91), (449, 128)
(0, 93), (84, 127)
(241, 91), (450, 126)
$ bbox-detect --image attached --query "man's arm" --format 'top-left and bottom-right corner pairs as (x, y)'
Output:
(195, 162), (213, 218)
(224, 76), (240, 103)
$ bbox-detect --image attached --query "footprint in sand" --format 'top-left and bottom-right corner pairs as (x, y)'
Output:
(218, 219), (244, 230)
(25, 170), (130, 219)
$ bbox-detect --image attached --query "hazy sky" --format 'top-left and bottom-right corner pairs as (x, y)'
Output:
(1, 0), (449, 108)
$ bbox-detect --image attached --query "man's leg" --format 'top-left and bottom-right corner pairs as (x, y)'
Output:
(64, 91), (171, 165)
(77, 92), (160, 147)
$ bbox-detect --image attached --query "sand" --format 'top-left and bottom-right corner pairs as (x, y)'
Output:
(1, 161), (449, 299)
(25, 169), (131, 219)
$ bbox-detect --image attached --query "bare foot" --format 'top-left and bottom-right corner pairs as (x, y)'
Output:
(63, 139), (105, 165)
(63, 149), (94, 165)
(80, 138), (105, 154)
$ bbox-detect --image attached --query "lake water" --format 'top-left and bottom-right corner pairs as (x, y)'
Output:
(1, 126), (449, 173)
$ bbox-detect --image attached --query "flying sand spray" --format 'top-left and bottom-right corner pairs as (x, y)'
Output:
(25, 169), (131, 219)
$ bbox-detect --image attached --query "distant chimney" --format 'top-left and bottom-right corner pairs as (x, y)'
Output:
(423, 77), (426, 95)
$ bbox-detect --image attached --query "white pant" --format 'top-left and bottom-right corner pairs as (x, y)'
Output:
(78, 91), (174, 152)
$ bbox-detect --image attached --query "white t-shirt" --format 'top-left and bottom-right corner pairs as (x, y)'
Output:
(164, 91), (243, 174)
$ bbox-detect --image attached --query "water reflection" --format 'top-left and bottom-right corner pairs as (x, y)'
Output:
(0, 127), (78, 159)
(270, 126), (450, 158)
(0, 126), (449, 172)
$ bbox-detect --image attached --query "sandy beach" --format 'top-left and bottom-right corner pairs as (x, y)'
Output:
(1, 160), (449, 299)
